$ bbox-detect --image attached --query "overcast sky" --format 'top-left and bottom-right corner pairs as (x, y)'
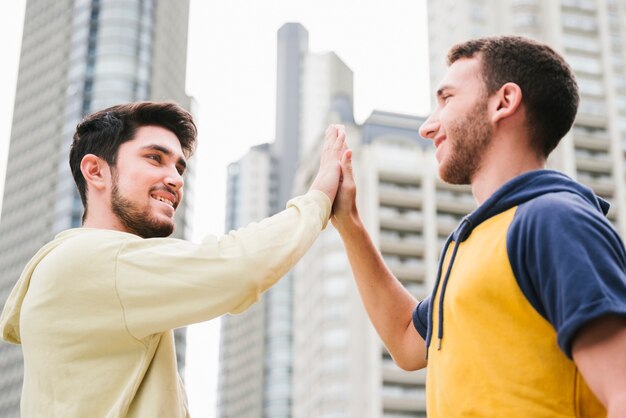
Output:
(0, 1), (431, 417)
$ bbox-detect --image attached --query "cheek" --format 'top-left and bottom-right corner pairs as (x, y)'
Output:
(115, 172), (148, 195)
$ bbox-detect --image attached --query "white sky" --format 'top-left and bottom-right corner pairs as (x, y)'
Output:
(0, 1), (431, 417)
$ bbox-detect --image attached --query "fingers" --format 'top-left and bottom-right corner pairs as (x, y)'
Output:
(323, 124), (347, 155)
(309, 125), (349, 203)
(341, 149), (353, 180)
(339, 148), (355, 195)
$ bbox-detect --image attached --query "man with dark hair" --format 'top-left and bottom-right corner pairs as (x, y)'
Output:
(332, 36), (626, 416)
(0, 101), (349, 417)
(69, 101), (198, 226)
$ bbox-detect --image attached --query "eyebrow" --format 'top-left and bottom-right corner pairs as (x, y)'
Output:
(436, 85), (454, 99)
(141, 144), (187, 171)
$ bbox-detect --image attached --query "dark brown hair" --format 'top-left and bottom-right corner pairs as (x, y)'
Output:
(69, 101), (197, 218)
(448, 36), (579, 157)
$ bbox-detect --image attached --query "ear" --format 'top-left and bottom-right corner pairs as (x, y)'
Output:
(490, 82), (523, 124)
(80, 154), (111, 191)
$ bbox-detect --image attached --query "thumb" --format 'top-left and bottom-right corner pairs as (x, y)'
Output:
(341, 149), (354, 184)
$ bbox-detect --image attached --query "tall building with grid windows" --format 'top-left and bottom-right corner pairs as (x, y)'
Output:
(427, 0), (626, 238)
(217, 22), (355, 418)
(219, 22), (476, 418)
(0, 1), (192, 416)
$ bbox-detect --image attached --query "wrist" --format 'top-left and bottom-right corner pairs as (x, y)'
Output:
(333, 210), (364, 236)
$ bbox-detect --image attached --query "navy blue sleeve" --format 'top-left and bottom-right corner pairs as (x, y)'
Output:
(507, 192), (626, 358)
(412, 296), (430, 339)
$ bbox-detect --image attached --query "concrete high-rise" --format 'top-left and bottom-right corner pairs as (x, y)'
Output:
(427, 0), (626, 238)
(217, 23), (309, 418)
(217, 23), (354, 418)
(0, 1), (192, 416)
(218, 143), (276, 418)
(292, 111), (437, 418)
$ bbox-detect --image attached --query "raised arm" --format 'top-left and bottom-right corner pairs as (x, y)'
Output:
(114, 125), (348, 339)
(331, 150), (427, 370)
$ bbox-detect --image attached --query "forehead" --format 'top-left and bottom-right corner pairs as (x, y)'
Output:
(438, 57), (485, 93)
(121, 125), (184, 156)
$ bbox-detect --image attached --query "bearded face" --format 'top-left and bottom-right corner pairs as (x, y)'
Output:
(110, 175), (176, 238)
(438, 96), (492, 185)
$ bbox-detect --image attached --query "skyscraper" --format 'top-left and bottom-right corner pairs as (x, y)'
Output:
(0, 1), (192, 416)
(217, 23), (354, 418)
(292, 111), (434, 418)
(427, 0), (626, 238)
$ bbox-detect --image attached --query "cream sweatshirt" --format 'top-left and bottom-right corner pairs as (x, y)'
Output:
(0, 191), (330, 418)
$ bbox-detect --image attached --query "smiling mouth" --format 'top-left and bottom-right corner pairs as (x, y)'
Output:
(434, 136), (447, 148)
(152, 194), (175, 208)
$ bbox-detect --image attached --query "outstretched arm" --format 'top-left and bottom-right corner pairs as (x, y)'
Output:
(331, 150), (427, 370)
(112, 125), (348, 338)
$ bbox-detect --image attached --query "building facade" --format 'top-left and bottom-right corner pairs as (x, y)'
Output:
(292, 112), (432, 418)
(218, 144), (275, 418)
(427, 0), (626, 238)
(217, 23), (308, 418)
(0, 0), (192, 416)
(217, 23), (355, 418)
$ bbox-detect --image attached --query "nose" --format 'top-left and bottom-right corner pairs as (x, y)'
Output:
(165, 168), (184, 192)
(419, 111), (440, 140)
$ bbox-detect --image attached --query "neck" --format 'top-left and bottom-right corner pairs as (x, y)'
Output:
(470, 136), (545, 205)
(82, 200), (128, 233)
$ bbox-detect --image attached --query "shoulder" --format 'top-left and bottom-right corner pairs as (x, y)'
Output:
(509, 191), (622, 252)
(46, 228), (140, 265)
(506, 192), (626, 357)
(514, 191), (605, 224)
(507, 190), (624, 282)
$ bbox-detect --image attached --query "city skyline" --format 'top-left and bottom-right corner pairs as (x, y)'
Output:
(0, 2), (430, 417)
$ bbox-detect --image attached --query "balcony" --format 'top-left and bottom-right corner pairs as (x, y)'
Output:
(382, 391), (427, 412)
(380, 238), (424, 257)
(379, 185), (423, 209)
(574, 134), (611, 151)
(379, 215), (423, 232)
(576, 155), (613, 174)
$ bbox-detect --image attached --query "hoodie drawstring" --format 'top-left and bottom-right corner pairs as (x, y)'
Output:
(425, 218), (473, 359)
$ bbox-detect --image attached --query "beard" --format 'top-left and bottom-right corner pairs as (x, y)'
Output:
(439, 97), (492, 185)
(110, 176), (175, 239)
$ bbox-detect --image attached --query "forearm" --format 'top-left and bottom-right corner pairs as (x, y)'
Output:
(116, 190), (331, 337)
(221, 190), (331, 301)
(335, 215), (427, 370)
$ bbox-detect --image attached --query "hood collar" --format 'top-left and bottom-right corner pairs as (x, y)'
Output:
(425, 169), (610, 357)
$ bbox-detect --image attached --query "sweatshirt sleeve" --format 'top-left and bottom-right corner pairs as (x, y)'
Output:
(114, 190), (331, 339)
(412, 296), (430, 340)
(507, 192), (626, 358)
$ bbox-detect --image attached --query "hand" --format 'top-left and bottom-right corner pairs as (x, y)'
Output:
(309, 124), (349, 203)
(331, 148), (359, 231)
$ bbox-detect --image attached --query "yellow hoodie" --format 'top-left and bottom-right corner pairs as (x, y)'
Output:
(0, 191), (330, 418)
